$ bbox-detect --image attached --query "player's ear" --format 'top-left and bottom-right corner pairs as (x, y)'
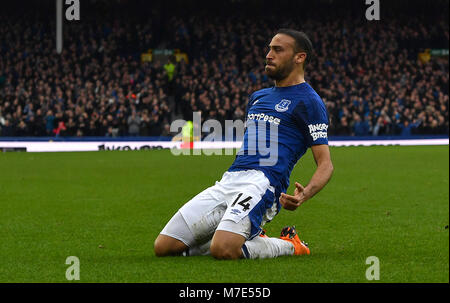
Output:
(296, 52), (306, 65)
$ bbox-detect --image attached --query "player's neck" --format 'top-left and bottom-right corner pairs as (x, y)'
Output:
(275, 72), (305, 87)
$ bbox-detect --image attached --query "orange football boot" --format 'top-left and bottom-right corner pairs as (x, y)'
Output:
(280, 226), (310, 255)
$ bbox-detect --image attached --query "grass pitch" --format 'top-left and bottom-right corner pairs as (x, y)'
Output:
(0, 145), (448, 283)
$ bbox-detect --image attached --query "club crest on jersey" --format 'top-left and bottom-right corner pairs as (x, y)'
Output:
(275, 99), (291, 112)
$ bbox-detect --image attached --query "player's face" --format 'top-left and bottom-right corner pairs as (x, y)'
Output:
(265, 34), (296, 81)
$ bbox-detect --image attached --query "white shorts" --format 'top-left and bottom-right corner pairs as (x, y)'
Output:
(160, 169), (279, 247)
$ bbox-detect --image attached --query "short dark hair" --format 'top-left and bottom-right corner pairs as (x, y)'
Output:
(276, 28), (313, 70)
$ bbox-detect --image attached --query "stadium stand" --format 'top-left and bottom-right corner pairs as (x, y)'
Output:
(0, 0), (448, 137)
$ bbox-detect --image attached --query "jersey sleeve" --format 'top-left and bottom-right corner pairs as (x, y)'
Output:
(292, 94), (329, 147)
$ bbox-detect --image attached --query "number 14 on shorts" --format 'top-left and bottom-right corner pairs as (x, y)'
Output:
(231, 193), (252, 212)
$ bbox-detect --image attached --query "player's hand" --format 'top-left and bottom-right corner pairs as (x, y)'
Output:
(279, 182), (308, 211)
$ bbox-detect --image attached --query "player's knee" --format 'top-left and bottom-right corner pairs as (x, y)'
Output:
(154, 235), (176, 257)
(153, 237), (168, 257)
(154, 234), (188, 257)
(210, 243), (242, 260)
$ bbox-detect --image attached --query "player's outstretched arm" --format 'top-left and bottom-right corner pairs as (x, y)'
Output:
(280, 144), (333, 211)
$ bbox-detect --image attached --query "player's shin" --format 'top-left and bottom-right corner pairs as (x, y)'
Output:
(241, 235), (294, 259)
(182, 240), (212, 256)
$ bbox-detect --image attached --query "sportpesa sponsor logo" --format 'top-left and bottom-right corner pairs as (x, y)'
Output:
(247, 113), (281, 125)
(308, 123), (328, 141)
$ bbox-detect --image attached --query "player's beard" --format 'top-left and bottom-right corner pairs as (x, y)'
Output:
(265, 58), (295, 81)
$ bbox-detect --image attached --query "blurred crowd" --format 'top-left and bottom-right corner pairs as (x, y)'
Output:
(0, 0), (448, 138)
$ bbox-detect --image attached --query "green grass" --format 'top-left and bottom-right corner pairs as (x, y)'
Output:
(0, 146), (448, 283)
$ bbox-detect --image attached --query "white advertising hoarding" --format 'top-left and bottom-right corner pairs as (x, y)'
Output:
(0, 139), (448, 153)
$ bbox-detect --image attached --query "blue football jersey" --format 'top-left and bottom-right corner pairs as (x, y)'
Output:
(228, 82), (329, 198)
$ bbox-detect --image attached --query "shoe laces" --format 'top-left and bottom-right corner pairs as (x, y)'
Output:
(280, 225), (297, 239)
